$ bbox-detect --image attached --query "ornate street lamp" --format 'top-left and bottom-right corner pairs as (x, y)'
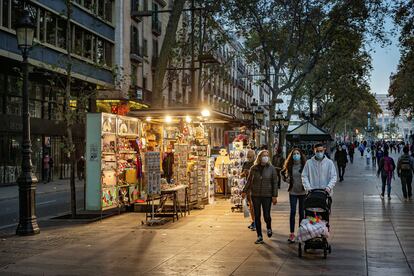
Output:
(271, 109), (290, 152)
(256, 106), (264, 124)
(15, 10), (40, 236)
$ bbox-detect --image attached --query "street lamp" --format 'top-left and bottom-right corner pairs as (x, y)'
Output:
(271, 109), (290, 152)
(242, 98), (264, 148)
(15, 10), (40, 236)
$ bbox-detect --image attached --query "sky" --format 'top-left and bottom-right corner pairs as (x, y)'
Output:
(369, 17), (400, 95)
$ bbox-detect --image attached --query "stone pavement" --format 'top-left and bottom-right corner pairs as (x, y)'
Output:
(1, 153), (414, 275)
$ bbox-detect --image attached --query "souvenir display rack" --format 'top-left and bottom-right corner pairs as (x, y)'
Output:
(229, 145), (247, 212)
(86, 113), (141, 211)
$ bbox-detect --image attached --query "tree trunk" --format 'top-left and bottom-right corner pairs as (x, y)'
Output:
(65, 1), (76, 218)
(152, 0), (187, 108)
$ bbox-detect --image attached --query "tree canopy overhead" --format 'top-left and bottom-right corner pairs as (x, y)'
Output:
(216, 0), (387, 145)
(389, 0), (414, 116)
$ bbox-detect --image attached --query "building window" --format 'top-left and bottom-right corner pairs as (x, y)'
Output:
(143, 77), (147, 89)
(131, 26), (140, 55)
(73, 25), (83, 56)
(143, 39), (148, 56)
(131, 0), (139, 11)
(45, 11), (56, 46)
(104, 40), (113, 67)
(84, 33), (94, 60)
(152, 39), (158, 57)
(96, 37), (104, 64)
(131, 64), (137, 87)
(1, 0), (10, 28)
(56, 18), (67, 49)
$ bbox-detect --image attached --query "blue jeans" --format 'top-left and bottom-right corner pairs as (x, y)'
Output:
(251, 196), (272, 238)
(381, 174), (392, 197)
(289, 194), (305, 233)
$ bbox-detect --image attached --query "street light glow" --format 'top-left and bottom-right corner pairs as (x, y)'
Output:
(165, 116), (172, 123)
(186, 116), (192, 123)
(146, 117), (151, 122)
(201, 109), (210, 117)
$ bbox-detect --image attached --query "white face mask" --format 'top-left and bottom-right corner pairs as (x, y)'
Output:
(261, 156), (269, 164)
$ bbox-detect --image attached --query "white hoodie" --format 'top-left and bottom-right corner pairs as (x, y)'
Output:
(301, 156), (337, 192)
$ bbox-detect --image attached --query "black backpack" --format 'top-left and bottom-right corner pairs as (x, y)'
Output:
(400, 155), (412, 171)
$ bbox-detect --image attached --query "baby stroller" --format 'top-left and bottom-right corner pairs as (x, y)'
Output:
(298, 189), (332, 258)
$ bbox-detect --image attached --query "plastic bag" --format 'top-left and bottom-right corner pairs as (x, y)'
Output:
(243, 198), (250, 218)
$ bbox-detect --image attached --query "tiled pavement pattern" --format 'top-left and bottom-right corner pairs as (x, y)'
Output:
(0, 153), (414, 275)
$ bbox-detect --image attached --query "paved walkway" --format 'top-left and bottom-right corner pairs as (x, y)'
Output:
(0, 153), (414, 275)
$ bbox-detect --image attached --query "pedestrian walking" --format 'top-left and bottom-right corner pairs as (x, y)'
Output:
(241, 149), (256, 231)
(365, 147), (372, 166)
(397, 146), (414, 201)
(243, 150), (278, 244)
(43, 154), (50, 183)
(377, 150), (396, 199)
(334, 145), (348, 182)
(372, 146), (377, 167)
(376, 146), (384, 164)
(77, 156), (86, 180)
(49, 156), (54, 182)
(272, 147), (285, 189)
(302, 143), (337, 194)
(281, 148), (307, 243)
(358, 143), (365, 157)
(348, 143), (355, 164)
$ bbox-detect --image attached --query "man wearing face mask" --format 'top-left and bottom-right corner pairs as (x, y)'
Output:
(302, 144), (337, 194)
(334, 144), (348, 182)
(242, 150), (278, 244)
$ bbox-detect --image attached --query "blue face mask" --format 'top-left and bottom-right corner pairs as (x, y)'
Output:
(293, 154), (301, 161)
(315, 152), (325, 160)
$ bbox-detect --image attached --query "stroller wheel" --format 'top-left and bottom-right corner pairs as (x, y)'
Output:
(328, 245), (332, 254)
(298, 243), (302, 258)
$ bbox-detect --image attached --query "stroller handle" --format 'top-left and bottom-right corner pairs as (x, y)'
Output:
(307, 189), (330, 196)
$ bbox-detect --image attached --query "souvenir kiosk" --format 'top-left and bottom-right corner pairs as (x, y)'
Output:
(85, 113), (143, 211)
(128, 108), (215, 210)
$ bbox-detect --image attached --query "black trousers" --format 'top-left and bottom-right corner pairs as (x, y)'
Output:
(349, 154), (354, 164)
(251, 196), (272, 238)
(338, 164), (346, 180)
(401, 173), (413, 198)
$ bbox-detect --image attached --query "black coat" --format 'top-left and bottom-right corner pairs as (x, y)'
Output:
(334, 150), (348, 166)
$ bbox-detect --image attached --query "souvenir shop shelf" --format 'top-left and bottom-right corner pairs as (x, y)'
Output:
(86, 113), (141, 211)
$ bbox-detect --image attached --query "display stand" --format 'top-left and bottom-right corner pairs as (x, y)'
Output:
(144, 152), (165, 226)
(86, 113), (142, 216)
(229, 143), (247, 212)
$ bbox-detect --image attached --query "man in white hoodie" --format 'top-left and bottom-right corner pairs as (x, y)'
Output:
(302, 143), (337, 194)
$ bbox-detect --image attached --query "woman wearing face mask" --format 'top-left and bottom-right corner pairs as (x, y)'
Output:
(242, 150), (278, 244)
(281, 148), (307, 243)
(241, 150), (256, 231)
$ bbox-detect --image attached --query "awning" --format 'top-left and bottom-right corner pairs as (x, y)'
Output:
(286, 121), (332, 142)
(128, 107), (239, 124)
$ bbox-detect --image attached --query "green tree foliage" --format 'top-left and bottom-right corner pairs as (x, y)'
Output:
(389, 0), (414, 115)
(298, 24), (382, 133)
(217, 0), (387, 148)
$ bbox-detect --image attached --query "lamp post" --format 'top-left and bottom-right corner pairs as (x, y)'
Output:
(271, 109), (289, 153)
(242, 98), (264, 148)
(15, 10), (39, 236)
